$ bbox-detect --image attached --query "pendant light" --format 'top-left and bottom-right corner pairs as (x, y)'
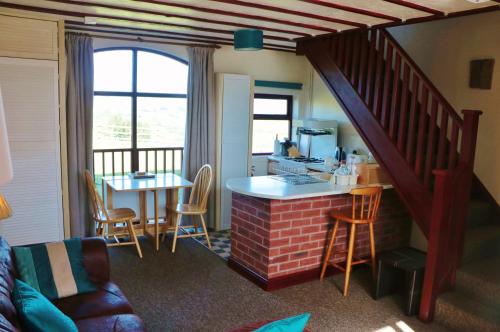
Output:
(234, 29), (263, 51)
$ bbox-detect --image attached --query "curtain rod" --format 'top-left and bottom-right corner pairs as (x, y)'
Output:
(68, 31), (221, 49)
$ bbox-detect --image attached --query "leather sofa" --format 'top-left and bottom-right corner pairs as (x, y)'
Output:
(0, 237), (145, 332)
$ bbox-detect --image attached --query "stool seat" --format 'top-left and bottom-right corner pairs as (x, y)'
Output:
(330, 210), (375, 224)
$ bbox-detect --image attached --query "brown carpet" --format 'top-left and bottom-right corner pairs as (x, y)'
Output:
(108, 236), (451, 332)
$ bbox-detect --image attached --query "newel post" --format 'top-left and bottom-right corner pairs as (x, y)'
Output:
(419, 170), (454, 322)
(454, 109), (482, 267)
(459, 110), (482, 166)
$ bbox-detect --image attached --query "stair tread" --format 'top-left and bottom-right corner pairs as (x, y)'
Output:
(465, 225), (500, 243)
(462, 225), (500, 265)
(436, 291), (500, 331)
(459, 256), (500, 285)
(466, 199), (496, 229)
(456, 256), (500, 307)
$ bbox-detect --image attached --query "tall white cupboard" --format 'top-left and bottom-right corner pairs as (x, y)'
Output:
(0, 13), (67, 245)
(215, 74), (252, 230)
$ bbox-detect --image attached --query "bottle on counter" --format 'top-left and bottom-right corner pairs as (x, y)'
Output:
(273, 134), (280, 156)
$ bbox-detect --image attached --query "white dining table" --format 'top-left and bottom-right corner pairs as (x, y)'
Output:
(103, 173), (193, 251)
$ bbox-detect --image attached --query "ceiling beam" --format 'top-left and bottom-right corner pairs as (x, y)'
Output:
(43, 0), (316, 37)
(205, 0), (366, 27)
(298, 0), (401, 22)
(136, 0), (338, 32)
(65, 20), (293, 43)
(66, 25), (226, 47)
(381, 0), (444, 16)
(0, 2), (309, 38)
(66, 21), (237, 43)
(66, 24), (295, 51)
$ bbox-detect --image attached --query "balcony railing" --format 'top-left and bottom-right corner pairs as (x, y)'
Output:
(92, 147), (184, 193)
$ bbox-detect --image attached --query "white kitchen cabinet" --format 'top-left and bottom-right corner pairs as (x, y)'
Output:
(215, 74), (252, 230)
(0, 15), (58, 60)
(0, 57), (64, 245)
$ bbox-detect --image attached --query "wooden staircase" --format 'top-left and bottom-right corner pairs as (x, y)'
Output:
(297, 29), (482, 322)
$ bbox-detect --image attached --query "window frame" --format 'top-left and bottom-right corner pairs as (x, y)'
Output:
(93, 47), (188, 171)
(252, 93), (293, 156)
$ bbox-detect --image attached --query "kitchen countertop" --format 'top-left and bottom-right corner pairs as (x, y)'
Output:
(268, 155), (338, 173)
(226, 175), (392, 200)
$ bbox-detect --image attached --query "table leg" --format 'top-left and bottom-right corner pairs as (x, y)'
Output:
(139, 191), (147, 233)
(154, 190), (159, 251)
(168, 188), (179, 227)
(105, 180), (113, 210)
(104, 180), (113, 237)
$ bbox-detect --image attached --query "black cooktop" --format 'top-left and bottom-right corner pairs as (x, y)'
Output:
(284, 157), (324, 163)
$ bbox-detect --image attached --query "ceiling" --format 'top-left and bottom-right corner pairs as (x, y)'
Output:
(0, 0), (498, 52)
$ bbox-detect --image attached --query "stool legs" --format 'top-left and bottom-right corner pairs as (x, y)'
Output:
(321, 221), (377, 297)
(343, 224), (357, 296)
(369, 223), (377, 280)
(320, 220), (339, 280)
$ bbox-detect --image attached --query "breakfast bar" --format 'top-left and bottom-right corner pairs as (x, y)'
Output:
(226, 175), (411, 290)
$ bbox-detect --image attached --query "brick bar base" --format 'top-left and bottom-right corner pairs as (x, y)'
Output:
(230, 190), (411, 290)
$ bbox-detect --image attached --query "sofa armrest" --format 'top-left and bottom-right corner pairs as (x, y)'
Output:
(81, 237), (110, 284)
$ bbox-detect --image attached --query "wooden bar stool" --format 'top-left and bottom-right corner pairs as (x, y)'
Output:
(162, 164), (213, 253)
(320, 186), (383, 296)
(84, 170), (143, 258)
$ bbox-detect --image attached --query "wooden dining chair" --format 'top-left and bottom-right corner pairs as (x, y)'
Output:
(84, 170), (143, 258)
(165, 164), (213, 253)
(320, 186), (383, 296)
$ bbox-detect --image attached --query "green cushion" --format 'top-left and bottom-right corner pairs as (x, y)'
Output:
(255, 313), (311, 332)
(13, 279), (78, 332)
(13, 238), (96, 300)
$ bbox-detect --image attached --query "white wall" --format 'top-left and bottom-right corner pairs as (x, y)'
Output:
(308, 62), (369, 156)
(389, 11), (500, 203)
(388, 11), (500, 251)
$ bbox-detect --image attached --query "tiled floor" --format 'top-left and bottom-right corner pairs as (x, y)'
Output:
(194, 229), (231, 260)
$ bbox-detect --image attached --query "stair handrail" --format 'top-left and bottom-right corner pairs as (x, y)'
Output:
(380, 30), (464, 128)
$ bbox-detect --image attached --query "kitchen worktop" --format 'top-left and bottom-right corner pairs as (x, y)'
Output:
(226, 175), (391, 200)
(267, 155), (338, 174)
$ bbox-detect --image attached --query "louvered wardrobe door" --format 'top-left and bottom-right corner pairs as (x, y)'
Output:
(0, 57), (63, 245)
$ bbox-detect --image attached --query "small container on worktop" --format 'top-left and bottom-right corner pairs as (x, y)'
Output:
(354, 163), (390, 185)
(329, 174), (358, 185)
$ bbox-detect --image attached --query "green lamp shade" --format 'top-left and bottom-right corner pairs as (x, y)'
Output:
(234, 29), (263, 51)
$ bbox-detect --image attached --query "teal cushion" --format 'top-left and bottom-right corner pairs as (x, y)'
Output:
(13, 238), (96, 300)
(13, 279), (78, 332)
(255, 313), (311, 332)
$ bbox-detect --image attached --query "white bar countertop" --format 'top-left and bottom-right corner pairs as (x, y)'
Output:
(226, 176), (392, 200)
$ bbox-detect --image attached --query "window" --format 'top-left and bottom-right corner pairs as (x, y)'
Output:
(93, 48), (188, 175)
(252, 94), (292, 154)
